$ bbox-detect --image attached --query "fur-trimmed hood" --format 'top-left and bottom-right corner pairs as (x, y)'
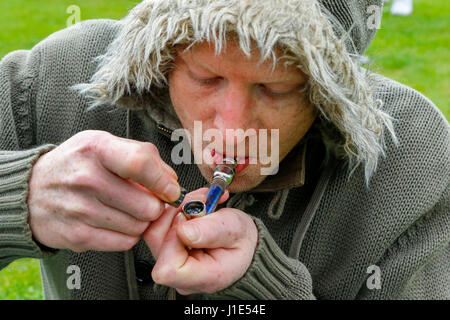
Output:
(74, 0), (396, 184)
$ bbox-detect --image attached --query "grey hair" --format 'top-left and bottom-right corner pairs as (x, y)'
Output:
(73, 0), (397, 185)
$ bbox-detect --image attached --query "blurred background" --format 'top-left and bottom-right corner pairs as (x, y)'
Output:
(0, 0), (448, 299)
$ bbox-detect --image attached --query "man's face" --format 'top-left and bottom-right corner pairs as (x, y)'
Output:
(169, 41), (317, 192)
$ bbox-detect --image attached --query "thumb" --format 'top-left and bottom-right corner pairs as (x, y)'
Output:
(171, 210), (187, 228)
(143, 206), (183, 259)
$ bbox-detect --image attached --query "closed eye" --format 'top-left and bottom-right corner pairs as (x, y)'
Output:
(195, 77), (223, 85)
(257, 84), (300, 98)
(188, 70), (222, 86)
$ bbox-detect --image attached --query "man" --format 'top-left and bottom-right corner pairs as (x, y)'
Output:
(0, 0), (448, 299)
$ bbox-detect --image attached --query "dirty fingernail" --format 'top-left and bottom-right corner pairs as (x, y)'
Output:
(167, 187), (186, 207)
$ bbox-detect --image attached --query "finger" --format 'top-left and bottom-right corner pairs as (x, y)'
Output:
(187, 188), (230, 204)
(153, 246), (227, 294)
(114, 137), (179, 181)
(96, 136), (181, 203)
(176, 209), (249, 249)
(80, 199), (150, 237)
(152, 213), (244, 293)
(181, 188), (229, 219)
(144, 188), (230, 258)
(152, 213), (191, 286)
(92, 169), (165, 221)
(67, 225), (139, 252)
(143, 205), (179, 258)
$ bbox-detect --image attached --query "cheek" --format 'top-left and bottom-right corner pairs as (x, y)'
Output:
(169, 72), (195, 117)
(261, 98), (316, 134)
(168, 71), (213, 123)
(261, 99), (317, 154)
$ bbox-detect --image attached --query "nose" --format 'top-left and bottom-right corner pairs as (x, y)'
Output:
(213, 83), (254, 143)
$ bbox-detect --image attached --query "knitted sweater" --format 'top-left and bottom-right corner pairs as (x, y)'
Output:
(1, 5), (449, 300)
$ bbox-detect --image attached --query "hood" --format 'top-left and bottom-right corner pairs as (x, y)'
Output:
(74, 0), (396, 184)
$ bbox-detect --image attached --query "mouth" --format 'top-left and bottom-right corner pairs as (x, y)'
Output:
(211, 149), (250, 174)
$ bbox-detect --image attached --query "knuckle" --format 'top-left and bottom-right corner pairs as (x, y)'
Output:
(152, 265), (172, 285)
(121, 236), (139, 251)
(69, 224), (91, 247)
(74, 130), (107, 154)
(125, 143), (164, 184)
(67, 167), (97, 189)
(75, 129), (102, 139)
(79, 129), (109, 141)
(136, 198), (156, 221)
(69, 198), (96, 220)
(145, 199), (165, 221)
(151, 270), (162, 285)
(143, 142), (160, 157)
(125, 145), (148, 177)
(129, 220), (149, 236)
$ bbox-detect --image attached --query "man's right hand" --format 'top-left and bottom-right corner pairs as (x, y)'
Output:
(27, 130), (181, 253)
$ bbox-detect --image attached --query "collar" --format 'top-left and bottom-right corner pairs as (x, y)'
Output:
(250, 139), (307, 192)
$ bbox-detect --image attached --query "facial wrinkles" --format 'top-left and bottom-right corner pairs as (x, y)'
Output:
(169, 42), (317, 183)
(183, 45), (307, 132)
(187, 47), (306, 91)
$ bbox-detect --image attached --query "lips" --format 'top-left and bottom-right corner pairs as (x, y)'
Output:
(211, 149), (250, 174)
(235, 158), (250, 174)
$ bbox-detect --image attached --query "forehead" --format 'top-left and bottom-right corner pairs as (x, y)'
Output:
(175, 40), (305, 82)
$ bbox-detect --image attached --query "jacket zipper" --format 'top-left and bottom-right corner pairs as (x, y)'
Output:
(157, 123), (174, 138)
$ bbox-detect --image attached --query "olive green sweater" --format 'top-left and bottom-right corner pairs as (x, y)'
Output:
(0, 19), (449, 300)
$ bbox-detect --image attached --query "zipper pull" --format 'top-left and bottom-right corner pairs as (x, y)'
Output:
(156, 123), (174, 139)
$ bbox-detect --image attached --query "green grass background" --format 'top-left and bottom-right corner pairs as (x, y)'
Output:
(0, 0), (448, 300)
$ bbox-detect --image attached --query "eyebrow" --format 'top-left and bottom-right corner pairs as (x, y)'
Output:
(186, 56), (218, 74)
(183, 53), (306, 84)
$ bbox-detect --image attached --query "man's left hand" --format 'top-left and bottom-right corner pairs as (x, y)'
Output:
(145, 198), (258, 295)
